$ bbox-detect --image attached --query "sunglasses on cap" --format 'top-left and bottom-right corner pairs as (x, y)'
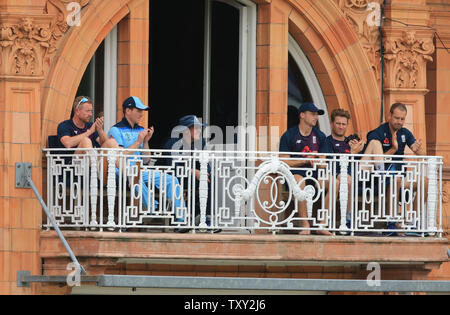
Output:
(76, 97), (90, 108)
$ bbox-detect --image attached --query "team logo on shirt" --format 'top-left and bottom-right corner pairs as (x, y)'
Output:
(401, 135), (406, 143)
(303, 146), (312, 153)
(384, 137), (390, 145)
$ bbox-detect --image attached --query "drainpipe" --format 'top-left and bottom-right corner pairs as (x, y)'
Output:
(379, 0), (386, 123)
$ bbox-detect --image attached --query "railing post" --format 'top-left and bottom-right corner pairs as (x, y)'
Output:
(339, 155), (349, 234)
(426, 157), (438, 235)
(106, 150), (117, 229)
(89, 150), (98, 228)
(305, 186), (314, 220)
(198, 152), (209, 229)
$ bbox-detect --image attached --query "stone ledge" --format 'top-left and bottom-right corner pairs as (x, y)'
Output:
(40, 231), (449, 265)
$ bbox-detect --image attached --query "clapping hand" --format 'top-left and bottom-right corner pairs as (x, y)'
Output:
(411, 139), (423, 154)
(94, 116), (104, 132)
(144, 126), (154, 142)
(138, 127), (154, 144)
(349, 139), (365, 154)
(391, 131), (399, 151)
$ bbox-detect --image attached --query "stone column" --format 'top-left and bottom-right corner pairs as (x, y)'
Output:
(256, 0), (290, 152)
(383, 1), (435, 150)
(116, 0), (149, 128)
(0, 11), (54, 294)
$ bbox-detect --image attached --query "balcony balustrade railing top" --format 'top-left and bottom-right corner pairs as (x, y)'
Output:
(43, 148), (443, 237)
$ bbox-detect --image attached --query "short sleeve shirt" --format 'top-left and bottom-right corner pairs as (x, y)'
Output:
(279, 126), (327, 159)
(321, 135), (352, 174)
(162, 137), (210, 174)
(321, 136), (351, 154)
(57, 119), (100, 148)
(366, 123), (416, 159)
(108, 117), (145, 150)
(107, 117), (146, 170)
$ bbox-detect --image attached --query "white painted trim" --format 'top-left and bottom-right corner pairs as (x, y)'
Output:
(203, 0), (212, 128)
(203, 0), (257, 152)
(288, 34), (331, 135)
(104, 25), (118, 133)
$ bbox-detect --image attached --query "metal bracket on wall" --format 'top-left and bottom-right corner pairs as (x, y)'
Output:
(15, 162), (86, 275)
(15, 163), (32, 189)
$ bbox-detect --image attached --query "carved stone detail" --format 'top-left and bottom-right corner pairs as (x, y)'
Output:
(384, 31), (434, 89)
(44, 0), (90, 54)
(337, 0), (384, 83)
(0, 1), (89, 77)
(0, 16), (53, 76)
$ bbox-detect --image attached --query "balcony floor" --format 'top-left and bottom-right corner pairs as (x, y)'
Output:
(40, 231), (449, 272)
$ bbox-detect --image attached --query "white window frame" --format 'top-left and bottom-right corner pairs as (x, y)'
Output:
(203, 0), (257, 152)
(288, 34), (331, 135)
(103, 25), (118, 133)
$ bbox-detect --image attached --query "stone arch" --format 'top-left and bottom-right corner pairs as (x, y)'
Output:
(40, 0), (142, 145)
(287, 0), (380, 135)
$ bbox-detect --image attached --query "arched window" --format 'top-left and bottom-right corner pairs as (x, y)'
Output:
(77, 26), (117, 132)
(149, 0), (256, 151)
(288, 34), (331, 135)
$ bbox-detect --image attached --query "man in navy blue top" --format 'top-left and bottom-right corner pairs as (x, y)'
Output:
(321, 109), (365, 231)
(279, 103), (330, 235)
(362, 102), (425, 166)
(57, 96), (112, 151)
(361, 103), (426, 235)
(57, 96), (118, 184)
(107, 97), (186, 228)
(162, 115), (221, 233)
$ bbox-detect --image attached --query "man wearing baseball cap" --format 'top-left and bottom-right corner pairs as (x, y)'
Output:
(161, 115), (221, 233)
(107, 97), (187, 227)
(279, 102), (331, 235)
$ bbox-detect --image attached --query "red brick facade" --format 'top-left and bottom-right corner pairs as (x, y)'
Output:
(0, 0), (449, 294)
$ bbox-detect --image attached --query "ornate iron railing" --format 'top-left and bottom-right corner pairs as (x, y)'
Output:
(43, 148), (443, 237)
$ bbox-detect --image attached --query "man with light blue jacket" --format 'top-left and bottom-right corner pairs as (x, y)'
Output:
(107, 96), (187, 227)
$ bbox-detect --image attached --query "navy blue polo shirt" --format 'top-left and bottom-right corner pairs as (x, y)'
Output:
(321, 135), (351, 155)
(279, 126), (326, 177)
(162, 137), (211, 174)
(279, 126), (327, 157)
(57, 119), (100, 148)
(365, 123), (416, 160)
(321, 135), (352, 174)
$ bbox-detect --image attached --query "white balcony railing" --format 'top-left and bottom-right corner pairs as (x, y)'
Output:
(43, 148), (443, 237)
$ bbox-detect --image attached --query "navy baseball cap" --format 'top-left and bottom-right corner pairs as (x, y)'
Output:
(122, 96), (149, 111)
(173, 115), (207, 133)
(298, 103), (324, 115)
